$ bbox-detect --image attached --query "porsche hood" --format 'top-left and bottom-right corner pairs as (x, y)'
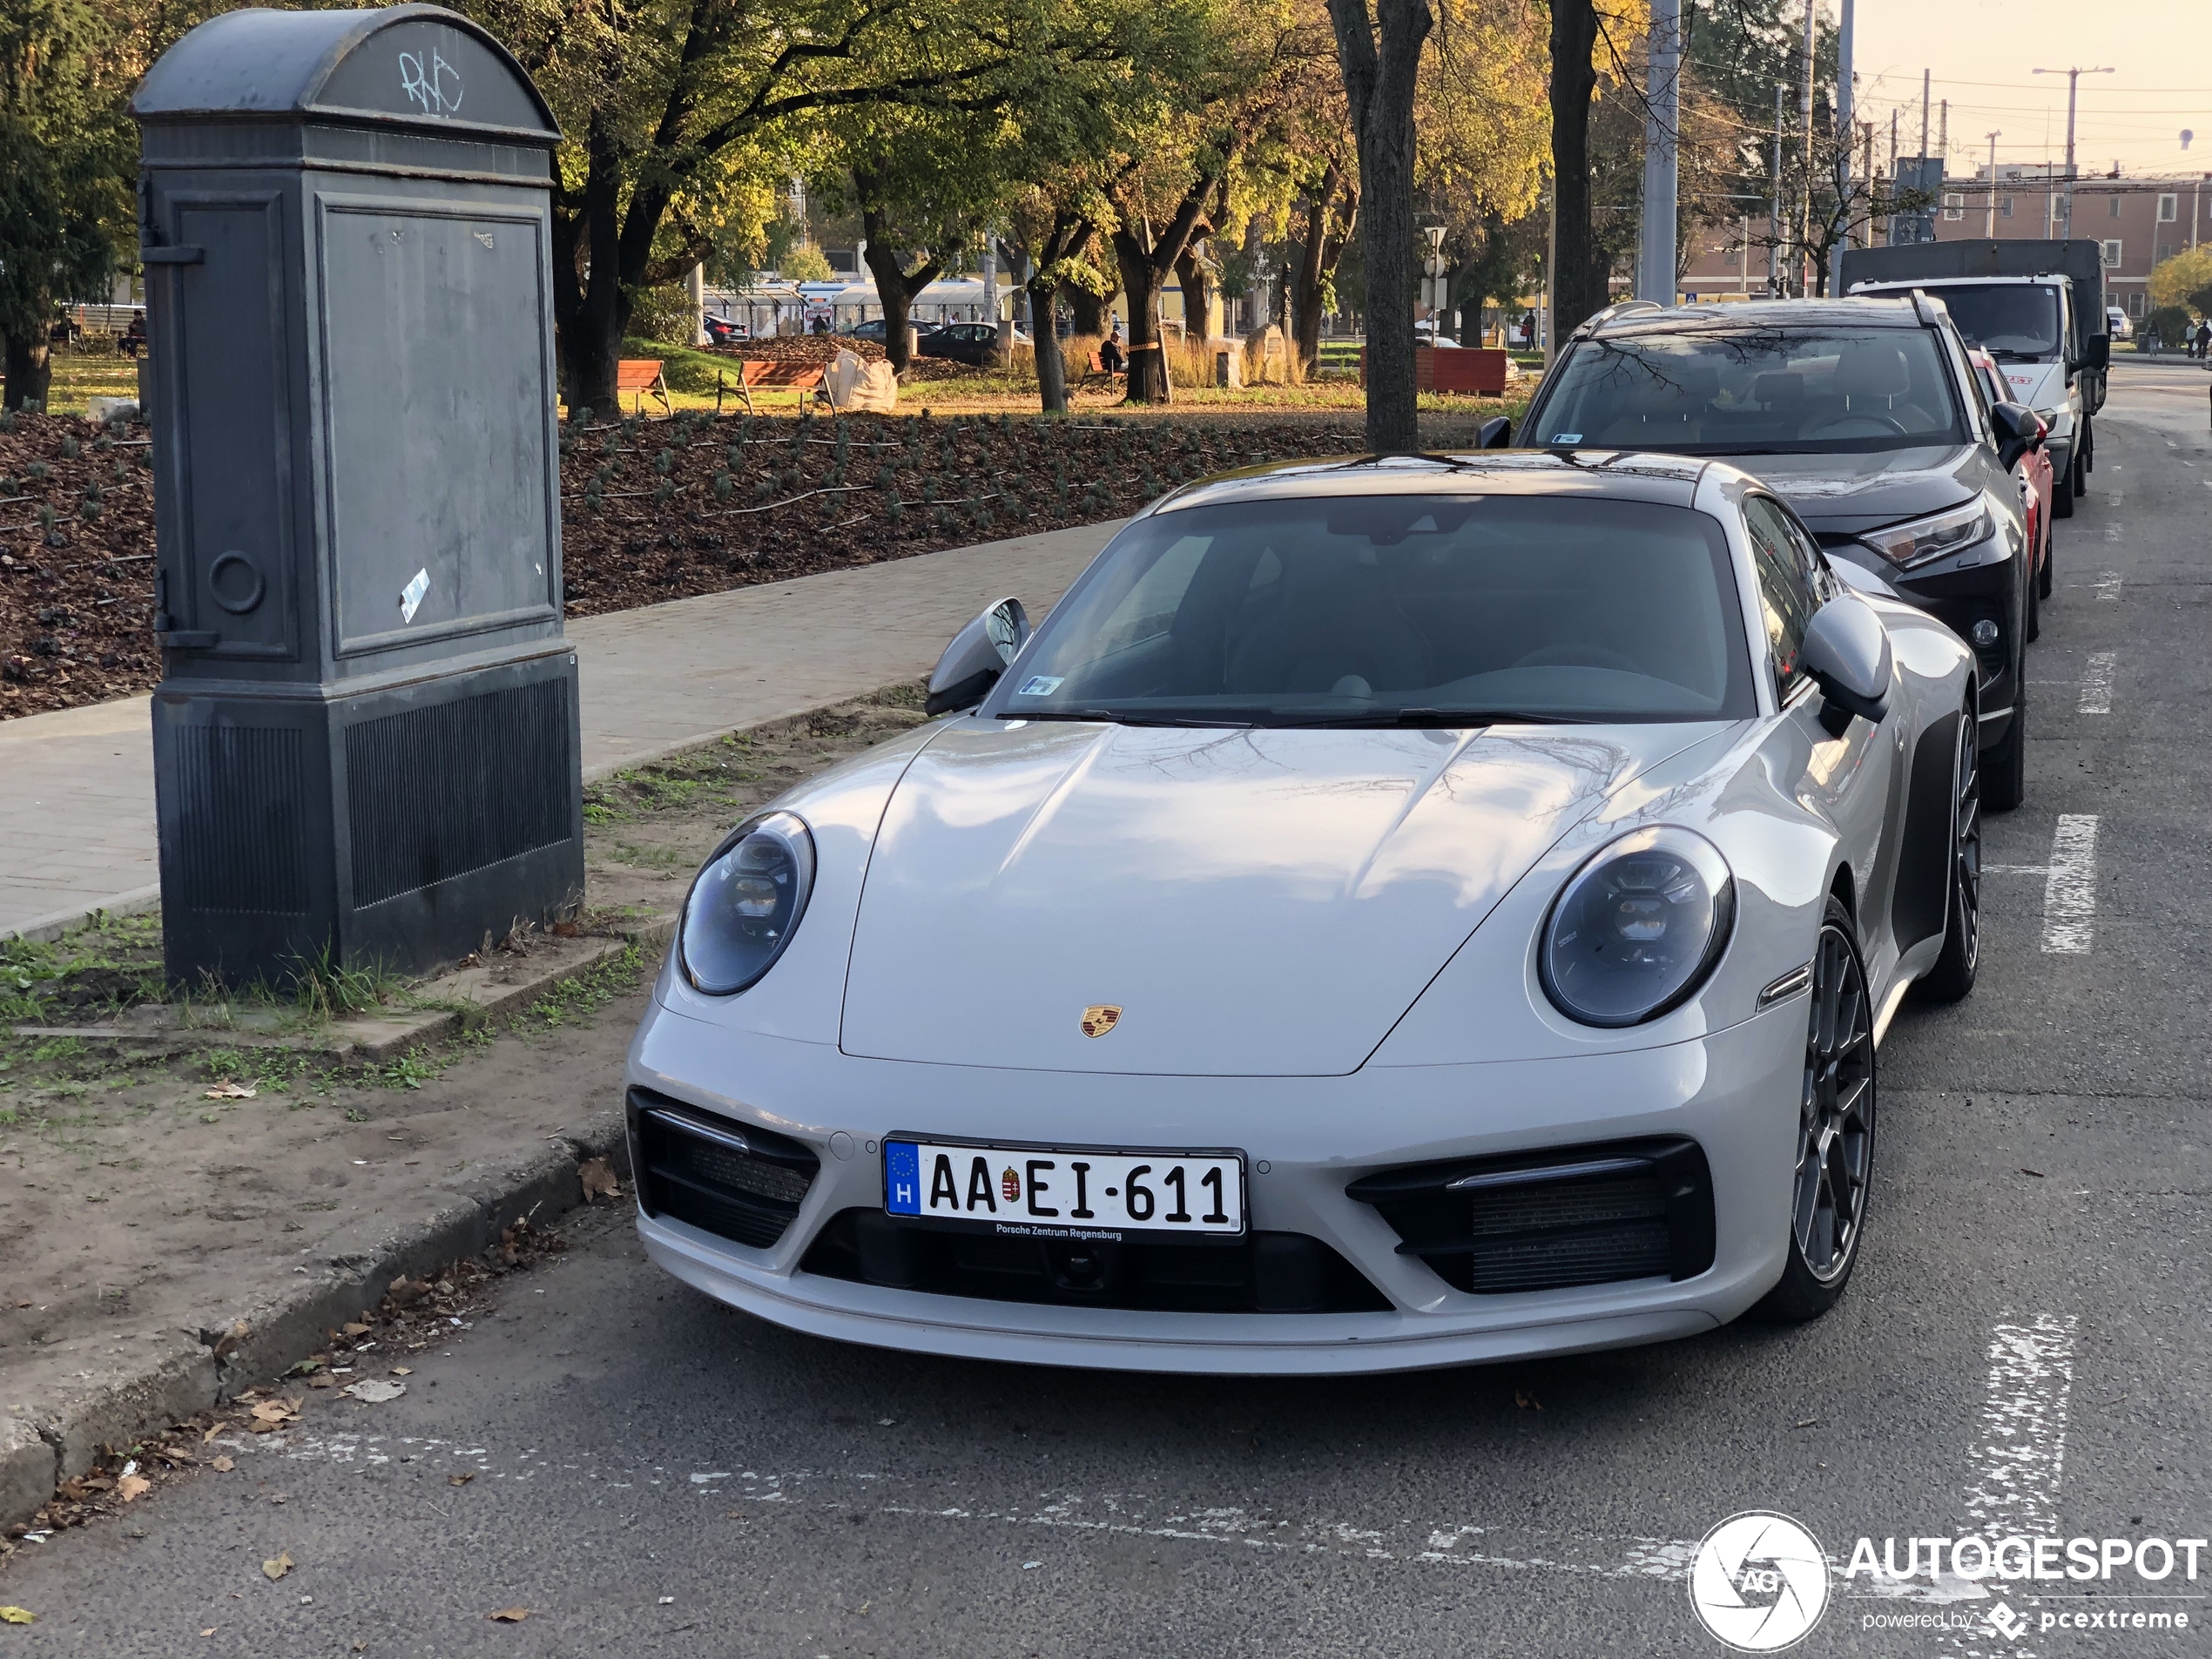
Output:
(838, 718), (1709, 1076)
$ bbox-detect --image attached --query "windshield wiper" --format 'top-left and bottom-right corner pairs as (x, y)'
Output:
(1984, 347), (2048, 362)
(1284, 708), (1598, 728)
(1011, 708), (1264, 728)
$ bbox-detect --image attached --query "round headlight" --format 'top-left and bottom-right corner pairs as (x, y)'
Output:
(1540, 826), (1735, 1028)
(679, 812), (816, 995)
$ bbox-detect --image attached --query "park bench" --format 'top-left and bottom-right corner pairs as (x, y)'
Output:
(1075, 348), (1125, 392)
(617, 358), (671, 415)
(718, 358), (828, 414)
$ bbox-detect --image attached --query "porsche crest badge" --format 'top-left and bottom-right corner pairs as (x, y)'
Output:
(1080, 1004), (1123, 1038)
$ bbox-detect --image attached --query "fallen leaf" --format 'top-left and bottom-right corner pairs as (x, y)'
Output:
(343, 1379), (406, 1404)
(1514, 1389), (1543, 1411)
(551, 920), (580, 937)
(448, 1472), (475, 1487)
(0, 1608), (35, 1625)
(248, 1400), (296, 1427)
(384, 1276), (427, 1308)
(118, 1474), (152, 1502)
(200, 1629), (216, 1638)
(389, 1366), (413, 1377)
(307, 1373), (334, 1389)
(204, 1082), (257, 1100)
(578, 1157), (622, 1202)
(341, 1321), (371, 1338)
(261, 1553), (293, 1581)
(201, 1424), (225, 1445)
(489, 1607), (531, 1622)
(212, 1456), (234, 1473)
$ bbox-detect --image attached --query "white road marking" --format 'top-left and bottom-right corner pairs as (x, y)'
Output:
(2041, 816), (2100, 954)
(1981, 865), (2048, 876)
(2078, 652), (2116, 714)
(2104, 523), (2124, 541)
(2092, 570), (2123, 602)
(1938, 1315), (2080, 1656)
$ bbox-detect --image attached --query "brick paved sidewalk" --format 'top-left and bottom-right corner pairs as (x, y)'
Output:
(0, 520), (1123, 941)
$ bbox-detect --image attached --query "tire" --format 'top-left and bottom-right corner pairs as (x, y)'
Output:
(2025, 553), (2042, 641)
(1915, 706), (1982, 1003)
(2038, 509), (2054, 600)
(1753, 895), (1877, 1322)
(2052, 458), (2075, 519)
(1983, 684), (2027, 813)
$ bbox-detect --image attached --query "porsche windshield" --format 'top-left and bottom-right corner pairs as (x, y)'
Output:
(1528, 327), (1966, 455)
(989, 495), (1757, 726)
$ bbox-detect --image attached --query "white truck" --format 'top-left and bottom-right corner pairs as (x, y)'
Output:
(1839, 239), (2109, 518)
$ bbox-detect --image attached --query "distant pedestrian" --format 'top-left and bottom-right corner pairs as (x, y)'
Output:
(2195, 320), (2209, 361)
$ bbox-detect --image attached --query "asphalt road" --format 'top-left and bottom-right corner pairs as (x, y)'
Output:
(5, 378), (2210, 1657)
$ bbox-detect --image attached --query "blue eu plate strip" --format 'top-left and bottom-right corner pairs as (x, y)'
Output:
(883, 1141), (921, 1214)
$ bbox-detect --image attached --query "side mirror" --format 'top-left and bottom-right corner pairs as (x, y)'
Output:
(925, 596), (1030, 715)
(1799, 594), (1892, 728)
(2080, 334), (2110, 371)
(1989, 401), (2043, 469)
(1478, 415), (1514, 449)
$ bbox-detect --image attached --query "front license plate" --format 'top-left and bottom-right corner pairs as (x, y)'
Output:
(883, 1138), (1247, 1240)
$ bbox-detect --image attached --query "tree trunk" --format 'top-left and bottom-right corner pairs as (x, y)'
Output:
(1174, 241), (1214, 346)
(1031, 278), (1070, 412)
(2, 330), (52, 413)
(557, 110), (628, 414)
(1548, 0), (1603, 337)
(1289, 163), (1354, 374)
(1110, 227), (1173, 404)
(858, 198), (943, 377)
(1069, 285), (1113, 338)
(1327, 0), (1433, 452)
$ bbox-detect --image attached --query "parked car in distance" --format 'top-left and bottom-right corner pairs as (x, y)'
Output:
(2107, 307), (2132, 342)
(1515, 296), (2035, 811)
(627, 451), (1984, 1372)
(846, 317), (925, 344)
(703, 314), (749, 345)
(917, 321), (1031, 366)
(1968, 347), (2054, 638)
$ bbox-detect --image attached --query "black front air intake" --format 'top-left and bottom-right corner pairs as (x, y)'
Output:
(628, 1088), (819, 1250)
(1346, 1137), (1715, 1295)
(799, 1211), (1392, 1315)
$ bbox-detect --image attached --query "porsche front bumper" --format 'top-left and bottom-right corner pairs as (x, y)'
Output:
(627, 998), (1810, 1375)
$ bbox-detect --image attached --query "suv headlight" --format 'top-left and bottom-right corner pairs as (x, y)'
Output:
(1858, 501), (1992, 570)
(679, 811), (816, 995)
(1540, 827), (1735, 1027)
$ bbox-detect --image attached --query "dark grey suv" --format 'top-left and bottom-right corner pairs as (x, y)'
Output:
(1514, 296), (2035, 807)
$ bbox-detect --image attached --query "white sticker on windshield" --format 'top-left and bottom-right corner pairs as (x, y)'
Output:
(1017, 676), (1064, 697)
(399, 568), (429, 624)
(1553, 433), (1582, 445)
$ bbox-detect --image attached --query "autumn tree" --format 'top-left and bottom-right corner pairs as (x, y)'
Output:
(467, 0), (1137, 409)
(0, 0), (138, 409)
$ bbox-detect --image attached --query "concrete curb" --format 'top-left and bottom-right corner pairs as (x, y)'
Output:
(0, 1108), (633, 1530)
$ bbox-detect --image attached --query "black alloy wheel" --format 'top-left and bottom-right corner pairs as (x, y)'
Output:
(1756, 896), (1876, 1321)
(1916, 705), (1982, 1002)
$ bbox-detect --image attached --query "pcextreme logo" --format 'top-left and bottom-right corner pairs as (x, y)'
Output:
(1689, 1512), (1831, 1652)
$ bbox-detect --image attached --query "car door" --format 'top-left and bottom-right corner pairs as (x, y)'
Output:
(1743, 495), (1910, 997)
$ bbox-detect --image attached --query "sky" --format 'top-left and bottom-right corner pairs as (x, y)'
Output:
(1851, 0), (2212, 180)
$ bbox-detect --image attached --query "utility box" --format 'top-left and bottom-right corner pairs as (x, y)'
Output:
(132, 4), (582, 988)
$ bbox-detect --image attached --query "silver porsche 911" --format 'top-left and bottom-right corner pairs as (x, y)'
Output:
(624, 450), (1983, 1374)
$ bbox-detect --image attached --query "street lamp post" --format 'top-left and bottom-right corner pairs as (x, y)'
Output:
(1985, 132), (2002, 236)
(2032, 65), (2114, 237)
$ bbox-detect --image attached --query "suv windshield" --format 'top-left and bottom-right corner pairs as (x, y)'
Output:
(1905, 284), (2061, 359)
(988, 495), (1756, 726)
(1528, 327), (1966, 455)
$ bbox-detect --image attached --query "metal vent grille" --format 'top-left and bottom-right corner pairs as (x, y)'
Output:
(631, 1093), (819, 1251)
(170, 725), (307, 914)
(345, 679), (571, 907)
(1347, 1139), (1715, 1296)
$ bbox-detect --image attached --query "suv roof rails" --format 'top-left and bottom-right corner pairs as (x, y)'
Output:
(1572, 299), (1666, 338)
(1907, 287), (1949, 328)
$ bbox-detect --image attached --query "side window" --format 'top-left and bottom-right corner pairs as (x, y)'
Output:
(1743, 496), (1824, 698)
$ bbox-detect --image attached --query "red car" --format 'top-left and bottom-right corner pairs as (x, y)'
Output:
(1970, 347), (2053, 641)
